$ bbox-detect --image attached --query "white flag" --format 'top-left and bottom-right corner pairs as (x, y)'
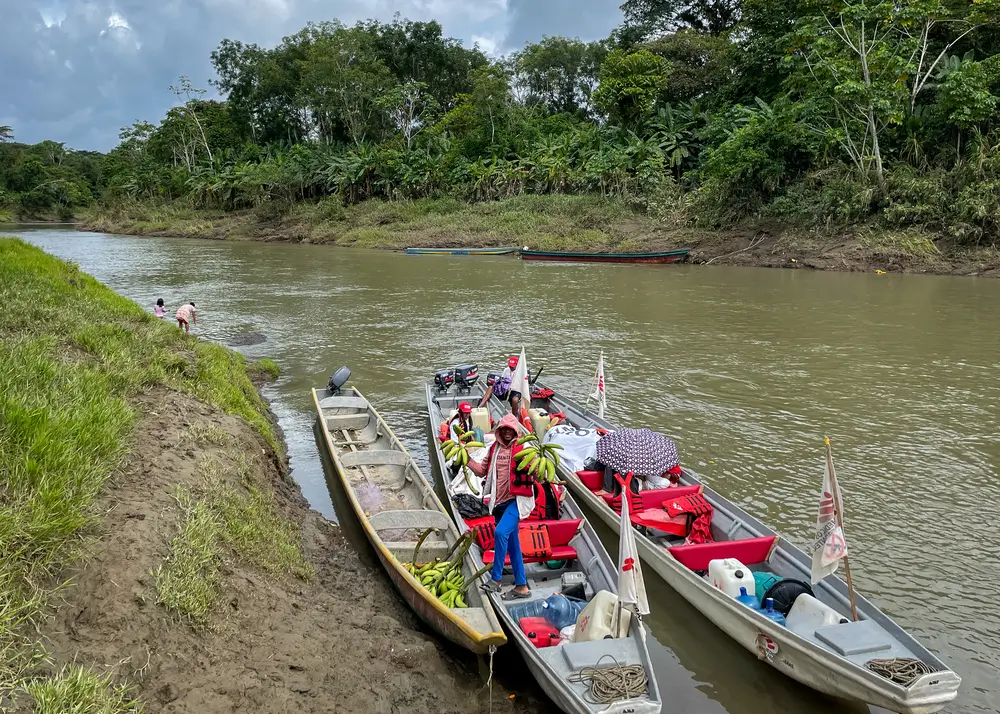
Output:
(811, 457), (848, 584)
(618, 475), (649, 616)
(511, 347), (530, 408)
(590, 352), (606, 419)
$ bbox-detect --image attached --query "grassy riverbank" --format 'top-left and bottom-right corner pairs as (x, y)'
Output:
(81, 197), (1000, 277)
(0, 238), (534, 713)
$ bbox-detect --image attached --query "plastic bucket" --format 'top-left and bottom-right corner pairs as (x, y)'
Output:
(753, 571), (782, 602)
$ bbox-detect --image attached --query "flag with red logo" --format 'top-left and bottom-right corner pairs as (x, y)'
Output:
(618, 473), (649, 615)
(589, 352), (606, 419)
(811, 447), (848, 583)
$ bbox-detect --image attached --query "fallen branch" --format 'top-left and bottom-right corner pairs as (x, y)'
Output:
(704, 233), (768, 265)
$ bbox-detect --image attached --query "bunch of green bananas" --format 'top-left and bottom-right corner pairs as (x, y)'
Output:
(442, 428), (485, 495)
(401, 529), (490, 609)
(515, 433), (564, 483)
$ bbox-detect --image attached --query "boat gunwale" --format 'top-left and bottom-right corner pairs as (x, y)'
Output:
(519, 249), (689, 259)
(312, 387), (506, 651)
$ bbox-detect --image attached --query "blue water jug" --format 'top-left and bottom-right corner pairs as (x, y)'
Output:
(508, 599), (548, 623)
(542, 594), (587, 630)
(761, 598), (787, 627)
(737, 586), (760, 610)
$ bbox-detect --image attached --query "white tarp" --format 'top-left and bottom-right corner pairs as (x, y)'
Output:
(543, 424), (601, 474)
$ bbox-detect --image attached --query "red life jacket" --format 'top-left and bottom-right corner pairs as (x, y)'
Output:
(529, 481), (563, 521)
(488, 441), (534, 498)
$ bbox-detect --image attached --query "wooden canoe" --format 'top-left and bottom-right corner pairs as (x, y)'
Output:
(405, 247), (517, 255)
(312, 386), (506, 654)
(426, 384), (662, 714)
(528, 384), (960, 714)
(519, 249), (689, 264)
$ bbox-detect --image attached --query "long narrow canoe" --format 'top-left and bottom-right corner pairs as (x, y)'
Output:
(427, 384), (661, 714)
(528, 385), (960, 714)
(405, 247), (518, 255)
(312, 386), (506, 654)
(520, 249), (689, 264)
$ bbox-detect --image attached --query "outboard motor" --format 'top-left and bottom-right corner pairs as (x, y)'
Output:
(434, 368), (455, 392)
(327, 366), (351, 395)
(454, 364), (479, 393)
(486, 372), (500, 387)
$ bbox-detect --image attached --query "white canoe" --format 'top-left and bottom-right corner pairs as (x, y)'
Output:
(426, 384), (662, 714)
(521, 384), (961, 714)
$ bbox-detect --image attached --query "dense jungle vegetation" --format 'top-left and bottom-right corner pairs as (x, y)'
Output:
(7, 0), (1000, 244)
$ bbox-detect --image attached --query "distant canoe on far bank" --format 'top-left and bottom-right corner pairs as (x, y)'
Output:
(404, 247), (517, 256)
(519, 248), (690, 264)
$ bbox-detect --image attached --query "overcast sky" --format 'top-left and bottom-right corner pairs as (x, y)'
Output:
(1, 0), (623, 151)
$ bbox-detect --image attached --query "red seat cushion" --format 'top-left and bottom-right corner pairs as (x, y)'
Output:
(668, 536), (777, 571)
(531, 518), (582, 546)
(576, 470), (604, 491)
(642, 485), (702, 510)
(482, 545), (578, 564)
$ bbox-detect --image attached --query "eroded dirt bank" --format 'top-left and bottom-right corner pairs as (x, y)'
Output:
(35, 388), (543, 714)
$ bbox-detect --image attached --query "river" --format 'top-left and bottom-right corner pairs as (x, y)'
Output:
(8, 226), (999, 714)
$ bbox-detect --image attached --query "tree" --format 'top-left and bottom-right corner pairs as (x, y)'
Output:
(299, 25), (395, 145)
(618, 0), (741, 43)
(594, 49), (671, 125)
(644, 29), (735, 102)
(170, 77), (215, 165)
(0, 126), (13, 142)
(470, 64), (512, 145)
(377, 80), (439, 149)
(512, 36), (607, 115)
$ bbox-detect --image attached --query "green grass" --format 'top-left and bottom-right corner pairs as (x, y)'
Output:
(859, 228), (942, 259)
(0, 237), (284, 696)
(154, 455), (313, 625)
(25, 664), (143, 714)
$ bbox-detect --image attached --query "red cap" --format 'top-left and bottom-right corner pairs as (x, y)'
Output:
(507, 355), (519, 369)
(458, 402), (472, 414)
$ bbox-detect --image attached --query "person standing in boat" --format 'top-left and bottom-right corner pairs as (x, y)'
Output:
(469, 413), (534, 601)
(479, 355), (522, 416)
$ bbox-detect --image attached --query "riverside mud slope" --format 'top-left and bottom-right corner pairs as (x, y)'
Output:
(79, 198), (1000, 278)
(38, 389), (531, 714)
(0, 238), (541, 714)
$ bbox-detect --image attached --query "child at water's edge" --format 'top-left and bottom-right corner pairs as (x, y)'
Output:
(154, 298), (166, 318)
(176, 302), (196, 332)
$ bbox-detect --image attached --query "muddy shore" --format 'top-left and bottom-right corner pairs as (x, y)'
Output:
(33, 388), (545, 714)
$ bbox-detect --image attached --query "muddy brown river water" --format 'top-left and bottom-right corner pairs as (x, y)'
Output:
(10, 226), (999, 714)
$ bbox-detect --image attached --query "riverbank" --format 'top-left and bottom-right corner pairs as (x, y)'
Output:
(0, 238), (534, 713)
(79, 197), (1000, 277)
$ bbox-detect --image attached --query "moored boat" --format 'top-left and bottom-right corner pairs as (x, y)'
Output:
(312, 374), (506, 654)
(426, 383), (662, 714)
(524, 384), (960, 714)
(519, 249), (689, 264)
(405, 247), (517, 255)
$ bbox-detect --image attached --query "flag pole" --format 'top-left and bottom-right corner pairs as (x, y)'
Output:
(825, 436), (859, 622)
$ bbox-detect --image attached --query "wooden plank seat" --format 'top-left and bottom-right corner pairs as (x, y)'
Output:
(368, 509), (453, 533)
(668, 536), (777, 571)
(340, 450), (410, 469)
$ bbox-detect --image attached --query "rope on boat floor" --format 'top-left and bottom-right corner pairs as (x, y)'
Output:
(865, 657), (936, 687)
(568, 654), (648, 705)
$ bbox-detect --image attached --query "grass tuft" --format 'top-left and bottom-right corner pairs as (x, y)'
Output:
(25, 664), (143, 714)
(155, 456), (313, 624)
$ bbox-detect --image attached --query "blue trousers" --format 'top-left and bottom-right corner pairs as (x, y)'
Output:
(492, 499), (527, 586)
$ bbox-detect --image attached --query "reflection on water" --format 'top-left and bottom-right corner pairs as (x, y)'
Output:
(10, 226), (999, 714)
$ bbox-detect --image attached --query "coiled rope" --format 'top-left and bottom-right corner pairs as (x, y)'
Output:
(568, 654), (649, 704)
(865, 657), (937, 687)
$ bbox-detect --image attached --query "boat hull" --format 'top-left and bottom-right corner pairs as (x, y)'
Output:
(313, 388), (506, 654)
(405, 247), (516, 255)
(520, 250), (688, 264)
(536, 387), (960, 714)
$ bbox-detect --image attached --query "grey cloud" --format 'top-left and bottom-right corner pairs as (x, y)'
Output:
(1, 0), (621, 151)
